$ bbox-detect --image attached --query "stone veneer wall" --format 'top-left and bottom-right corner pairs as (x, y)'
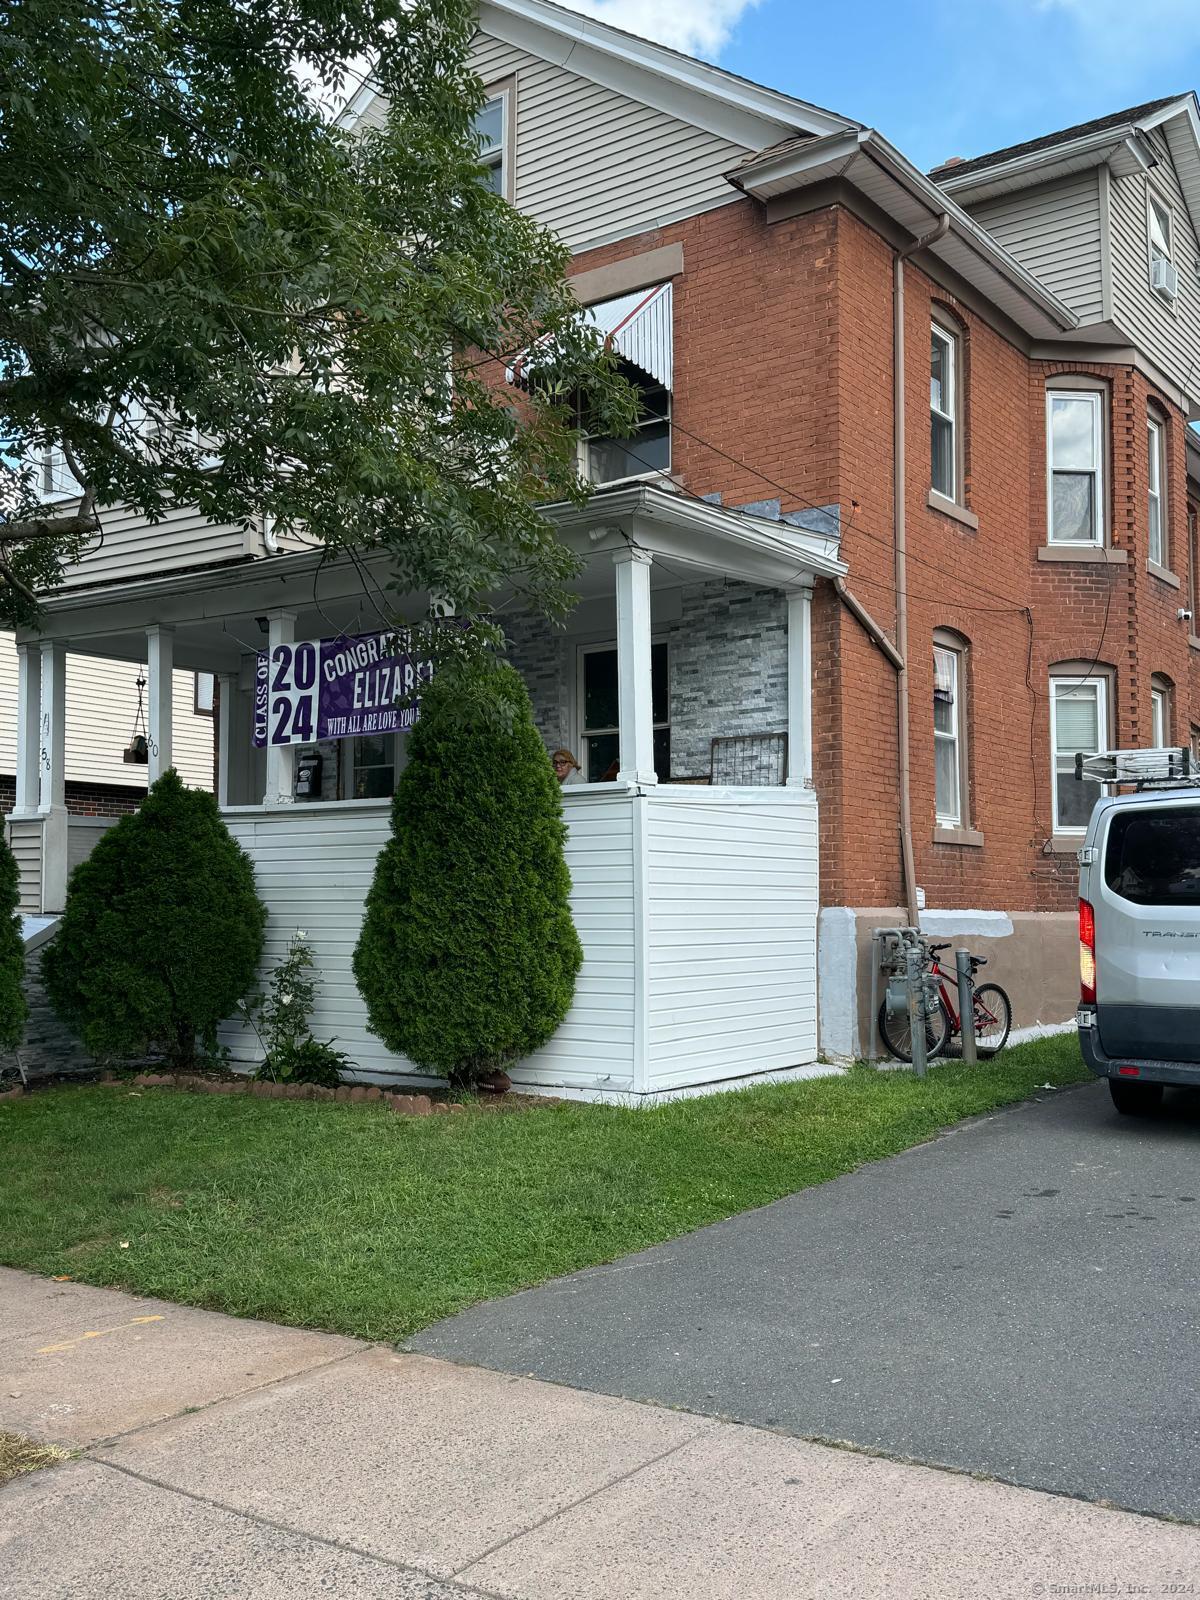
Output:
(12, 930), (94, 1079)
(505, 579), (790, 781)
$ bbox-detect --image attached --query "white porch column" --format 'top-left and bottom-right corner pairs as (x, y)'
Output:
(265, 610), (296, 805)
(786, 582), (814, 787)
(217, 673), (237, 809)
(613, 546), (657, 786)
(39, 639), (69, 913)
(145, 624), (175, 783)
(12, 641), (42, 816)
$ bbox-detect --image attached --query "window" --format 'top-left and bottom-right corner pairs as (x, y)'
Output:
(933, 637), (966, 826)
(1047, 390), (1104, 545)
(1148, 415), (1167, 567)
(582, 361), (671, 485)
(579, 641), (669, 781)
(194, 672), (215, 717)
(472, 89), (508, 198)
(1191, 725), (1200, 763)
(350, 734), (395, 799)
(930, 323), (958, 501)
(1149, 194), (1173, 276)
(1151, 678), (1171, 748)
(1189, 508), (1198, 622)
(1050, 677), (1108, 833)
(37, 445), (81, 500)
(1105, 808), (1200, 907)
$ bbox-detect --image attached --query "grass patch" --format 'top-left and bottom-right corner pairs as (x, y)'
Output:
(0, 1431), (70, 1488)
(0, 1036), (1088, 1342)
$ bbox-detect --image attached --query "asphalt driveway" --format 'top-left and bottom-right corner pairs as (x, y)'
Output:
(410, 1079), (1200, 1522)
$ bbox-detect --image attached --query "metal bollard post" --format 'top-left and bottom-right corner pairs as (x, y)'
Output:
(905, 944), (927, 1078)
(955, 949), (977, 1066)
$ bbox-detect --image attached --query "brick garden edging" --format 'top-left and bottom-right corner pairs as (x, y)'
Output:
(127, 1073), (453, 1115)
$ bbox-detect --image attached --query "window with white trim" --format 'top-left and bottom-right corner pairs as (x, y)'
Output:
(582, 360), (671, 485)
(930, 323), (958, 501)
(1149, 195), (1173, 277)
(933, 637), (966, 826)
(578, 640), (669, 782)
(1047, 390), (1104, 545)
(1151, 678), (1171, 748)
(472, 93), (507, 197)
(194, 673), (215, 717)
(1050, 676), (1108, 833)
(1148, 414), (1167, 567)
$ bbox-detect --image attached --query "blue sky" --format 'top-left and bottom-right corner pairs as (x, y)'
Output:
(568, 0), (1200, 170)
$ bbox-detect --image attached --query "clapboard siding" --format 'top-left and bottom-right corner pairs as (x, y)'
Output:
(6, 818), (42, 913)
(56, 499), (250, 588)
(1108, 132), (1200, 399)
(642, 787), (819, 1090)
(219, 790), (638, 1093)
(0, 633), (215, 792)
(340, 32), (748, 253)
(970, 172), (1105, 323)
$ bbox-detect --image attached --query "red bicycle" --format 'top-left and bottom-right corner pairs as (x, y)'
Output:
(878, 941), (1012, 1063)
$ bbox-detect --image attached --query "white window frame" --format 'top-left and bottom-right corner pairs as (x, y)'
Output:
(1148, 191), (1174, 278)
(933, 640), (964, 827)
(473, 83), (512, 203)
(576, 638), (669, 781)
(1151, 680), (1170, 748)
(930, 322), (958, 503)
(1050, 675), (1109, 836)
(1047, 389), (1105, 547)
(1147, 414), (1166, 568)
(193, 672), (216, 717)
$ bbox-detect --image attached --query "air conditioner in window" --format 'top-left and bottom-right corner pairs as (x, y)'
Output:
(1151, 257), (1179, 300)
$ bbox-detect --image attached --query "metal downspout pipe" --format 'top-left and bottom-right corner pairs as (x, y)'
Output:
(893, 212), (951, 928)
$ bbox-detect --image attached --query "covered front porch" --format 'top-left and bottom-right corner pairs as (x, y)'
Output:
(9, 485), (844, 1099)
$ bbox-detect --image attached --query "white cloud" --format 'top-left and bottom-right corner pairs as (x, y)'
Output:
(1035, 0), (1200, 71)
(560, 0), (760, 59)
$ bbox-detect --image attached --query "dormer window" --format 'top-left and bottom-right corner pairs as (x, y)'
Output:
(472, 87), (510, 199)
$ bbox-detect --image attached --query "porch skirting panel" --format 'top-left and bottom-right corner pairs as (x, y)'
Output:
(218, 785), (820, 1102)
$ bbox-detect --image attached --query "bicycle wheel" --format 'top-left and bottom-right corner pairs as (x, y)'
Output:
(877, 996), (951, 1063)
(971, 983), (1012, 1055)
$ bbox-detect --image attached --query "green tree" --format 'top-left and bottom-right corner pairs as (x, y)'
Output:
(42, 770), (267, 1066)
(0, 832), (27, 1054)
(353, 660), (582, 1083)
(0, 0), (634, 628)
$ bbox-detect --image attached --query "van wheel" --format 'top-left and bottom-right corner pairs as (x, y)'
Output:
(1109, 1079), (1164, 1116)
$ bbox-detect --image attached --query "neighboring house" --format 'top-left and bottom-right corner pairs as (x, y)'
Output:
(7, 0), (1200, 1091)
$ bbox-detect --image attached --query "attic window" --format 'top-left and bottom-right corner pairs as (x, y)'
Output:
(1149, 195), (1172, 271)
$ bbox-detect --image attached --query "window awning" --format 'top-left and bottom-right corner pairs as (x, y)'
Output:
(507, 282), (673, 391)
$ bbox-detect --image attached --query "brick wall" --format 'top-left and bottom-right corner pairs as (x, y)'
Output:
(566, 196), (1200, 918)
(0, 776), (145, 818)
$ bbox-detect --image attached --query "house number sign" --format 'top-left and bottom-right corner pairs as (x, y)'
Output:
(253, 631), (435, 748)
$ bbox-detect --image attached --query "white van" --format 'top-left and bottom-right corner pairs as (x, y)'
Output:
(1077, 749), (1200, 1115)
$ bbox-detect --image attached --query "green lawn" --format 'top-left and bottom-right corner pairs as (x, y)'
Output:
(0, 1036), (1089, 1342)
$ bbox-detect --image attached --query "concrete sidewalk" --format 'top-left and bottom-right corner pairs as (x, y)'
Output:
(1, 1268), (1197, 1599)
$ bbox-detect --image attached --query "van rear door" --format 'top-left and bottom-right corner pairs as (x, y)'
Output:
(1095, 800), (1200, 1062)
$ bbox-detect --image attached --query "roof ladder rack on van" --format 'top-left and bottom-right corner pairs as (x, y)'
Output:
(1076, 747), (1200, 792)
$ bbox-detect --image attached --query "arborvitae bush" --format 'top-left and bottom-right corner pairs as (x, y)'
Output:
(353, 659), (582, 1083)
(42, 770), (267, 1066)
(0, 832), (27, 1054)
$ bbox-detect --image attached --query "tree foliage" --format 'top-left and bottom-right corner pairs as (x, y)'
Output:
(0, 0), (635, 627)
(42, 770), (267, 1066)
(353, 659), (582, 1081)
(0, 831), (27, 1054)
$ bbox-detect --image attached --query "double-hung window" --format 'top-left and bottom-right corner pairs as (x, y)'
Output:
(1050, 677), (1107, 833)
(472, 91), (507, 197)
(1047, 391), (1104, 545)
(1149, 195), (1173, 285)
(930, 324), (958, 501)
(933, 640), (964, 826)
(1148, 415), (1166, 567)
(1151, 679), (1171, 748)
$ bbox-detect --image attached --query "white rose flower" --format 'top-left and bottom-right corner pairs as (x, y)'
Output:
(279, 992), (294, 1007)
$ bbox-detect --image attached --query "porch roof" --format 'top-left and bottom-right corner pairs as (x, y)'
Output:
(24, 482), (845, 670)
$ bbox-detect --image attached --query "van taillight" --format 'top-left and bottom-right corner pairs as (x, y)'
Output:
(1079, 898), (1097, 1004)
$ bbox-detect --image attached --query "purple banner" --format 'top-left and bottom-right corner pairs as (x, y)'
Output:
(253, 632), (435, 748)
